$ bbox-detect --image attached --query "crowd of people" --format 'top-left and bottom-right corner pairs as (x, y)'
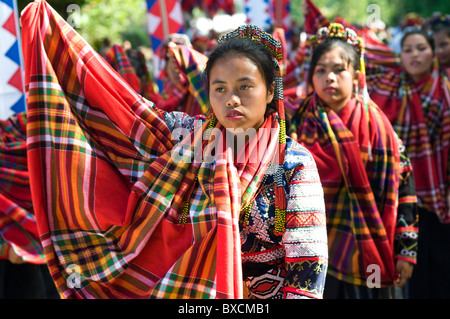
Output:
(1, 0), (450, 299)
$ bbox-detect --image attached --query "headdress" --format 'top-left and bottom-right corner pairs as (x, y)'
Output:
(215, 25), (287, 235)
(307, 22), (365, 56)
(424, 11), (450, 30)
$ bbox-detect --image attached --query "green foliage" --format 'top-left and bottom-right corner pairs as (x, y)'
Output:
(78, 0), (148, 51)
(17, 0), (148, 51)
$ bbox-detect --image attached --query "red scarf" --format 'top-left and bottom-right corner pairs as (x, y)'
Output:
(291, 95), (400, 285)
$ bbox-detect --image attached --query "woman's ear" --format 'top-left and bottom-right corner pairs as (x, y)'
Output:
(266, 81), (276, 104)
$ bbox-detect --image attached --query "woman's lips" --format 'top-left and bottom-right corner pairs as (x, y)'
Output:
(226, 110), (244, 120)
(324, 86), (337, 93)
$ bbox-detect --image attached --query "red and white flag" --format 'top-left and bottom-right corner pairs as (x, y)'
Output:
(0, 0), (25, 119)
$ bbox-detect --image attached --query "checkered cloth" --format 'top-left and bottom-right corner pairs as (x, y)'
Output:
(290, 95), (405, 286)
(104, 43), (141, 93)
(21, 0), (282, 298)
(367, 58), (450, 223)
(0, 112), (44, 263)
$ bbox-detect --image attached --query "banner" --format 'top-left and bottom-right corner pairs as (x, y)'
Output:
(244, 0), (291, 33)
(146, 0), (184, 90)
(0, 0), (25, 120)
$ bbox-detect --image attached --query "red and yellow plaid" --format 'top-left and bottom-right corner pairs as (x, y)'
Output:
(104, 43), (141, 94)
(367, 60), (450, 223)
(290, 95), (402, 286)
(21, 0), (281, 299)
(0, 112), (44, 263)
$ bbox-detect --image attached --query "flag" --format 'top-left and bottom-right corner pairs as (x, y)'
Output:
(271, 0), (291, 33)
(182, 0), (234, 17)
(244, 0), (292, 33)
(146, 0), (183, 91)
(0, 0), (25, 120)
(244, 0), (272, 30)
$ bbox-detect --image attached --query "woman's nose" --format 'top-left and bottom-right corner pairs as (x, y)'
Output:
(226, 93), (241, 107)
(325, 71), (336, 83)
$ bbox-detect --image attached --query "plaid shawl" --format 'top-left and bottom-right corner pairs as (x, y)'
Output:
(21, 0), (282, 299)
(290, 95), (400, 286)
(151, 44), (209, 116)
(104, 44), (141, 94)
(0, 112), (44, 263)
(367, 61), (450, 223)
(168, 44), (209, 115)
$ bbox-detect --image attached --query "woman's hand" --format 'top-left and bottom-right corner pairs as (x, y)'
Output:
(8, 248), (25, 264)
(394, 259), (414, 288)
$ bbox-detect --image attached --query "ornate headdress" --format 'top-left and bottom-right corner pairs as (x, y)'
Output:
(424, 11), (450, 30)
(214, 25), (287, 235)
(307, 22), (365, 56)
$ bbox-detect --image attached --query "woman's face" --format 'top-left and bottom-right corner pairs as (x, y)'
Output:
(433, 30), (450, 67)
(165, 44), (183, 85)
(312, 47), (357, 113)
(208, 53), (274, 132)
(401, 34), (434, 82)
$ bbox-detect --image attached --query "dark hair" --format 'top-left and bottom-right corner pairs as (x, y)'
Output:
(401, 29), (435, 51)
(203, 38), (277, 111)
(431, 22), (450, 38)
(308, 39), (360, 86)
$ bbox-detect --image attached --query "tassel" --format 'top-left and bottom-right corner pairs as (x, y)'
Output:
(273, 205), (286, 236)
(240, 202), (252, 228)
(179, 201), (189, 224)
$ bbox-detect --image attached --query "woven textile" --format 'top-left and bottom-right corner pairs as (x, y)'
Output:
(104, 44), (141, 94)
(0, 112), (44, 263)
(167, 44), (209, 115)
(148, 44), (208, 116)
(367, 60), (450, 223)
(290, 95), (402, 286)
(21, 0), (284, 299)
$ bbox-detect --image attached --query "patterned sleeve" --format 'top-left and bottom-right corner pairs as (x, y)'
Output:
(395, 142), (419, 264)
(147, 100), (206, 142)
(282, 150), (328, 299)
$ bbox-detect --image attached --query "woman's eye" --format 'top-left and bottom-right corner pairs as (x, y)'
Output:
(315, 68), (325, 74)
(240, 85), (250, 90)
(215, 87), (225, 93)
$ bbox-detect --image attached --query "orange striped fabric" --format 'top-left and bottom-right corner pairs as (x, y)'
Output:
(21, 0), (282, 299)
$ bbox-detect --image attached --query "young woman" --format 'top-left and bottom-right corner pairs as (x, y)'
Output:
(21, 0), (328, 299)
(366, 28), (450, 299)
(426, 13), (450, 72)
(289, 23), (419, 299)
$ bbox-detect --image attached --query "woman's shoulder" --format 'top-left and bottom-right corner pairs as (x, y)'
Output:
(283, 136), (317, 172)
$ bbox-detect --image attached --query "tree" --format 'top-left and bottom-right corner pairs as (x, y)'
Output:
(77, 0), (149, 51)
